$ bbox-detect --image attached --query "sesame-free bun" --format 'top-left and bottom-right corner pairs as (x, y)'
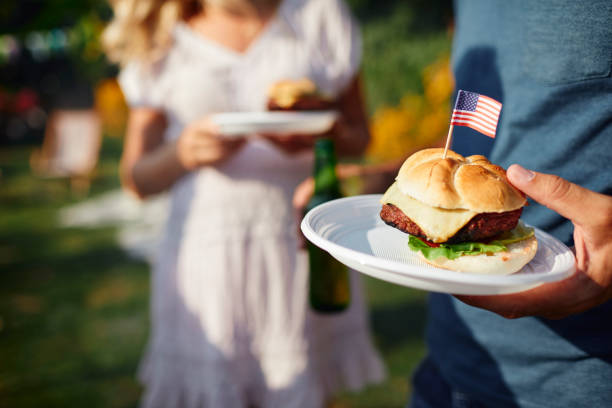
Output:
(419, 235), (538, 275)
(395, 148), (527, 213)
(268, 78), (317, 100)
(267, 78), (332, 111)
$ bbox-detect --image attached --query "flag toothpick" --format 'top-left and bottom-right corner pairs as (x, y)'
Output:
(442, 124), (454, 159)
(443, 90), (502, 158)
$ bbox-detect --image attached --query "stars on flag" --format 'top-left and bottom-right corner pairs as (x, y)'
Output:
(450, 90), (502, 138)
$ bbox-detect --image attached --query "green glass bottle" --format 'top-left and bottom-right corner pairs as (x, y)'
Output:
(306, 138), (350, 313)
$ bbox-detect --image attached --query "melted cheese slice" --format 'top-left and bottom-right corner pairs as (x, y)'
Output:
(381, 182), (478, 243)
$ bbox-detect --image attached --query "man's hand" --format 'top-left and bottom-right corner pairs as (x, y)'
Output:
(456, 164), (612, 319)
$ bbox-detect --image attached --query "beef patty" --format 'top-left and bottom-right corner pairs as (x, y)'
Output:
(380, 203), (523, 243)
(268, 96), (334, 111)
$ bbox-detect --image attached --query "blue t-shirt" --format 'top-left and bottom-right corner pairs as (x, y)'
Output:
(427, 1), (612, 407)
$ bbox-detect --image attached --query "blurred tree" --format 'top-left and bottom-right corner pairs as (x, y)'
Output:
(0, 0), (115, 144)
(346, 0), (455, 162)
(347, 0), (452, 33)
(367, 54), (454, 162)
(347, 0), (453, 112)
(0, 0), (111, 36)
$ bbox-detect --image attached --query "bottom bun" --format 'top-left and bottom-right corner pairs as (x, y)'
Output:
(419, 236), (538, 275)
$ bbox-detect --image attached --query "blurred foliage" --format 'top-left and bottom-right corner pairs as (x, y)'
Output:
(349, 0), (453, 111)
(65, 13), (114, 83)
(0, 0), (113, 78)
(95, 78), (128, 138)
(351, 0), (454, 163)
(348, 0), (452, 31)
(367, 54), (454, 162)
(0, 0), (111, 36)
(0, 0), (114, 120)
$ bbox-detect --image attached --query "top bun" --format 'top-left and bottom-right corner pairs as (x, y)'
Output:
(395, 148), (526, 212)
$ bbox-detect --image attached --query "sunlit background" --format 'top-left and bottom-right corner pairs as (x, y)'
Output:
(0, 0), (453, 406)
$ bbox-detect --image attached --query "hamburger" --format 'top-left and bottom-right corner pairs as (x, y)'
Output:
(380, 148), (537, 275)
(267, 78), (333, 111)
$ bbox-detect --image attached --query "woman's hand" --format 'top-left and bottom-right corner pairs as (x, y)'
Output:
(176, 117), (246, 169)
(456, 165), (612, 319)
(121, 112), (247, 198)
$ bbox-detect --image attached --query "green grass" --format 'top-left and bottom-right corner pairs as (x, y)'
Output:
(0, 138), (149, 408)
(0, 138), (428, 408)
(0, 3), (451, 406)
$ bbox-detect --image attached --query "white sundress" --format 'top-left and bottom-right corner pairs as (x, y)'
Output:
(119, 0), (385, 406)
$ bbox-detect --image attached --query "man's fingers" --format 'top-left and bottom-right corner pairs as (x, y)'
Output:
(455, 266), (607, 320)
(507, 164), (595, 225)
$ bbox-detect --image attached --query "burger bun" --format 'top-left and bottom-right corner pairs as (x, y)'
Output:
(395, 148), (527, 213)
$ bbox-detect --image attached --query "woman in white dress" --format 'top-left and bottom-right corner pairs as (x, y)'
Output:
(103, 0), (385, 406)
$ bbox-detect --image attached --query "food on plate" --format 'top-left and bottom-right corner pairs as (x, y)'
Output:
(267, 78), (333, 111)
(380, 148), (537, 275)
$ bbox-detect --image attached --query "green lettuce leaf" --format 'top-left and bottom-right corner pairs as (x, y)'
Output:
(408, 223), (535, 261)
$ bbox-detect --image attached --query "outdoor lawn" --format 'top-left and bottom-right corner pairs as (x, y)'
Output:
(0, 139), (429, 408)
(0, 1), (451, 407)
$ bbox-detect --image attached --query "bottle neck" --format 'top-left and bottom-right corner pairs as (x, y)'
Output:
(313, 139), (340, 196)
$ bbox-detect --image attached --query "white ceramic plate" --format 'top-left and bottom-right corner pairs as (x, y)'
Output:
(301, 195), (575, 295)
(211, 111), (338, 137)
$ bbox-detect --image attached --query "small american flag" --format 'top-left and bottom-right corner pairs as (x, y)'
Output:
(450, 90), (502, 138)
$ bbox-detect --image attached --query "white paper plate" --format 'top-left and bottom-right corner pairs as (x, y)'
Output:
(301, 195), (575, 295)
(211, 111), (338, 137)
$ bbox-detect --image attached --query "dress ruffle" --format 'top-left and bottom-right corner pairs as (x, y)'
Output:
(138, 347), (245, 408)
(138, 326), (385, 408)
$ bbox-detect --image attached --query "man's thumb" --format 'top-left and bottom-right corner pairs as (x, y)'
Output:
(506, 164), (590, 223)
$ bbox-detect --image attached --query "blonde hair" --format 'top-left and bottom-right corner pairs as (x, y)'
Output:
(103, 0), (281, 65)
